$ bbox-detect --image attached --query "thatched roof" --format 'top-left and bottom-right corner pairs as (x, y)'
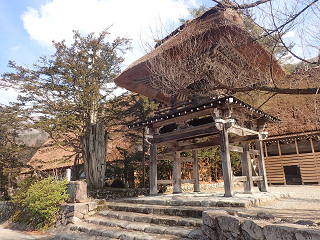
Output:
(22, 139), (77, 174)
(265, 66), (320, 136)
(115, 6), (285, 104)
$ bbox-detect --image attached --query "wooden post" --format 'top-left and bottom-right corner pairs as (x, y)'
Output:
(255, 140), (268, 192)
(192, 150), (200, 192)
(219, 123), (234, 197)
(240, 142), (254, 194)
(150, 143), (157, 195)
(173, 151), (182, 193)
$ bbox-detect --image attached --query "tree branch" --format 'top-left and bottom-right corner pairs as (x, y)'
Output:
(212, 0), (272, 10)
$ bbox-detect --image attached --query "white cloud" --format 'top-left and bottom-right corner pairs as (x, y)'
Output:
(21, 0), (193, 65)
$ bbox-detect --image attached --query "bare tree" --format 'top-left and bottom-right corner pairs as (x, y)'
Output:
(145, 0), (320, 103)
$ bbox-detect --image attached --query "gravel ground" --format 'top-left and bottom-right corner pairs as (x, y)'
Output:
(233, 185), (320, 223)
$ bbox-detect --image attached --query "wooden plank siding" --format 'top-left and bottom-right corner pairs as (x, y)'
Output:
(265, 152), (320, 185)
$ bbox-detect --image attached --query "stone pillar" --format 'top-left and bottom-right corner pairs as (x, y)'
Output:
(67, 181), (87, 203)
(240, 142), (254, 194)
(192, 150), (200, 192)
(219, 123), (234, 197)
(150, 143), (158, 195)
(255, 140), (268, 192)
(173, 151), (182, 193)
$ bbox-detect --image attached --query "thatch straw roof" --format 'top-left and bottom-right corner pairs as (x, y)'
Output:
(265, 66), (320, 136)
(22, 139), (77, 174)
(115, 6), (285, 104)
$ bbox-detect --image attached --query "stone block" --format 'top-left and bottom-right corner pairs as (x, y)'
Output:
(145, 225), (167, 234)
(67, 216), (82, 224)
(134, 214), (154, 223)
(201, 224), (218, 240)
(295, 228), (320, 240)
(86, 201), (97, 211)
(263, 223), (300, 240)
(69, 203), (89, 215)
(217, 215), (242, 234)
(188, 229), (204, 239)
(164, 227), (192, 238)
(66, 211), (84, 219)
(202, 210), (228, 229)
(126, 222), (151, 231)
(67, 181), (87, 203)
(179, 218), (202, 227)
(151, 215), (179, 226)
(241, 219), (267, 240)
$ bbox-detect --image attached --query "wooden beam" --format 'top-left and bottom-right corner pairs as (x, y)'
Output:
(163, 134), (260, 154)
(173, 152), (182, 193)
(233, 176), (248, 182)
(229, 145), (243, 153)
(180, 157), (194, 162)
(255, 141), (268, 192)
(158, 179), (175, 185)
(157, 155), (174, 161)
(219, 123), (234, 197)
(150, 144), (157, 195)
(192, 150), (200, 192)
(252, 176), (264, 181)
(228, 125), (259, 136)
(152, 108), (214, 128)
(181, 179), (196, 184)
(153, 122), (218, 144)
(240, 142), (254, 194)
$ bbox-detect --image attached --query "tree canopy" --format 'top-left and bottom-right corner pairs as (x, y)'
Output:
(1, 29), (131, 188)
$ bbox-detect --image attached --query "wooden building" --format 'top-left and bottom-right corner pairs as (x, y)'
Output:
(262, 69), (320, 185)
(114, 5), (285, 196)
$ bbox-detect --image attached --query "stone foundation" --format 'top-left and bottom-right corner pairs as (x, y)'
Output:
(56, 201), (97, 226)
(88, 188), (149, 200)
(202, 210), (320, 240)
(165, 182), (243, 193)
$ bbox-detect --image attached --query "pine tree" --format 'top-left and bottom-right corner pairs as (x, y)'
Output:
(1, 30), (131, 188)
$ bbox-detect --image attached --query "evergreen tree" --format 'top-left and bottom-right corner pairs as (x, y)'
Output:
(1, 30), (131, 188)
(0, 104), (30, 199)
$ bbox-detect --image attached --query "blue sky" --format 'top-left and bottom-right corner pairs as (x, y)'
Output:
(0, 0), (215, 105)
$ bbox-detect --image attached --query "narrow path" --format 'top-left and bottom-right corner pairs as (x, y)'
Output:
(0, 224), (51, 240)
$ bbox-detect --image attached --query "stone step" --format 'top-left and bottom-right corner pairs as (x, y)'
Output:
(105, 202), (205, 218)
(57, 221), (202, 240)
(84, 215), (202, 238)
(97, 210), (202, 227)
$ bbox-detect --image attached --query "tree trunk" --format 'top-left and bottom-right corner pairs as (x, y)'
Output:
(82, 122), (107, 189)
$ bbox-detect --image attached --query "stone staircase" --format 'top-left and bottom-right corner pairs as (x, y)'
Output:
(54, 200), (205, 240)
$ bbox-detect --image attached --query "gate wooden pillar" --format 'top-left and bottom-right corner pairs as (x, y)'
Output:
(150, 143), (157, 195)
(240, 142), (254, 194)
(192, 150), (200, 192)
(173, 151), (182, 193)
(218, 122), (234, 197)
(255, 140), (268, 192)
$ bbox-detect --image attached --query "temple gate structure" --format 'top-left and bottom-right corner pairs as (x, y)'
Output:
(114, 5), (285, 196)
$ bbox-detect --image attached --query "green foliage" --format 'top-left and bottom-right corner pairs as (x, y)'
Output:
(0, 104), (32, 199)
(110, 178), (125, 188)
(11, 177), (68, 230)
(2, 29), (131, 188)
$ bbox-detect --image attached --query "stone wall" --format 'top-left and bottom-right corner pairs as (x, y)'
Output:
(166, 182), (243, 193)
(0, 201), (16, 223)
(88, 188), (149, 200)
(50, 201), (98, 233)
(202, 210), (320, 240)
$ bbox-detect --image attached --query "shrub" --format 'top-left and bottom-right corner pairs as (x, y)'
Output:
(11, 177), (69, 230)
(110, 178), (125, 188)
